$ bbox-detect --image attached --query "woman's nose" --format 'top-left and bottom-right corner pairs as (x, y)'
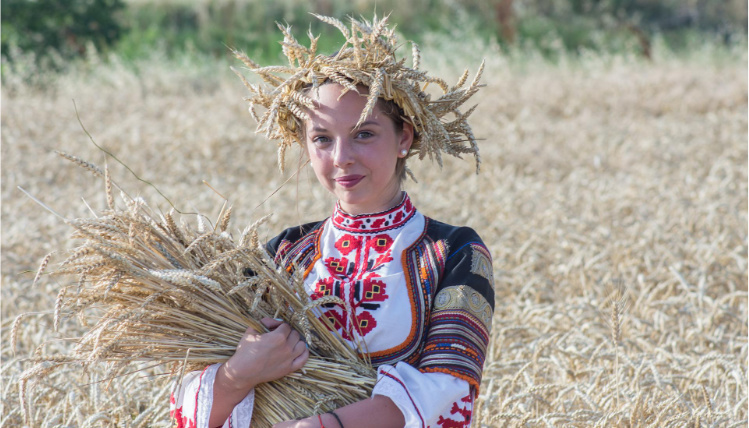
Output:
(332, 139), (355, 167)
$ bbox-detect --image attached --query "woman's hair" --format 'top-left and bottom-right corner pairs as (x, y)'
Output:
(299, 80), (416, 184)
(377, 97), (412, 184)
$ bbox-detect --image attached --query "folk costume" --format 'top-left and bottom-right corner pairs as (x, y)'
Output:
(171, 193), (495, 427)
(171, 12), (491, 428)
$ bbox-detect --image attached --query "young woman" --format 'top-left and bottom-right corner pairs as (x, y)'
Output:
(171, 14), (494, 428)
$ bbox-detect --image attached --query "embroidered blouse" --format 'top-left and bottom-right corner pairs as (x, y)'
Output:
(170, 193), (495, 428)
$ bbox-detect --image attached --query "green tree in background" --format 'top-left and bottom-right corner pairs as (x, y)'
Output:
(501, 0), (746, 56)
(1, 0), (745, 66)
(2, 0), (125, 61)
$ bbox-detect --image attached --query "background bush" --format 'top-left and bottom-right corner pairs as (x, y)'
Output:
(2, 0), (747, 66)
(2, 0), (125, 62)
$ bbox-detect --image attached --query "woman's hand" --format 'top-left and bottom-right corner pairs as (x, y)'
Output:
(271, 414), (335, 428)
(271, 418), (316, 428)
(272, 395), (405, 428)
(209, 318), (309, 427)
(221, 317), (309, 390)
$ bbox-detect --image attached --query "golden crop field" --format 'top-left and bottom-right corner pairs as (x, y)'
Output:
(2, 42), (747, 426)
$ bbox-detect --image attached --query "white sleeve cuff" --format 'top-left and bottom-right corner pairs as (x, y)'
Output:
(171, 363), (255, 428)
(372, 362), (473, 428)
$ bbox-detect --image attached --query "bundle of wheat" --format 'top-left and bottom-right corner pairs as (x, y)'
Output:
(18, 154), (375, 427)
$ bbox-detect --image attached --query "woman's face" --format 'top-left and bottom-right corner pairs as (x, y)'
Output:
(304, 83), (413, 215)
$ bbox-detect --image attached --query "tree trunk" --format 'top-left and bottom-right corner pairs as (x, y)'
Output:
(623, 22), (652, 60)
(495, 0), (516, 44)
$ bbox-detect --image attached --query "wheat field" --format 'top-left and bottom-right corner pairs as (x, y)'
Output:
(2, 41), (747, 427)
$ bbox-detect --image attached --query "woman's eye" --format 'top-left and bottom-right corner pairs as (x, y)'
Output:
(356, 130), (374, 139)
(312, 136), (331, 144)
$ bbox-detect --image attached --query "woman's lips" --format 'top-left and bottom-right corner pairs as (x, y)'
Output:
(335, 175), (364, 188)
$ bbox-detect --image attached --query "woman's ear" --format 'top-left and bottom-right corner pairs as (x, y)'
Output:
(398, 122), (414, 154)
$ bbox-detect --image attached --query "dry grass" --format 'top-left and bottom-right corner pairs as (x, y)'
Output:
(2, 42), (747, 427)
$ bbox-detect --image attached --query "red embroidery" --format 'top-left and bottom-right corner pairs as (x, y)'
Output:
(371, 251), (394, 271)
(355, 310), (377, 336)
(436, 394), (472, 428)
(367, 234), (394, 254)
(361, 276), (388, 302)
(312, 277), (335, 299)
(322, 309), (348, 336)
(312, 232), (394, 339)
(334, 234), (362, 255)
(332, 193), (415, 232)
(169, 393), (196, 428)
(324, 257), (350, 277)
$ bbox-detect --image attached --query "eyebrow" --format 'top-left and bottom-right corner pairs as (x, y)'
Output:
(309, 121), (382, 133)
(356, 120), (382, 129)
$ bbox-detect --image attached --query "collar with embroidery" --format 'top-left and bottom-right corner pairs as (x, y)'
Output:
(332, 193), (416, 233)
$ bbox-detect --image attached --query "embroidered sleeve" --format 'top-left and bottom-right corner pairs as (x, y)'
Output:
(418, 227), (495, 392)
(263, 221), (325, 273)
(373, 363), (474, 428)
(265, 221), (324, 259)
(240, 222), (324, 281)
(169, 363), (255, 428)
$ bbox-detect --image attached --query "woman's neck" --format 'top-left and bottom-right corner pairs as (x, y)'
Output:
(338, 190), (404, 216)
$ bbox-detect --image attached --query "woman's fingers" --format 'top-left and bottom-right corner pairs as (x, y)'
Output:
(224, 319), (310, 387)
(292, 336), (307, 355)
(243, 324), (260, 336)
(291, 347), (309, 371)
(286, 328), (301, 344)
(270, 322), (291, 338)
(272, 324), (306, 369)
(260, 317), (283, 330)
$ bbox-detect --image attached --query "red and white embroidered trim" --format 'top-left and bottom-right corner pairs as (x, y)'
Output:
(332, 193), (416, 233)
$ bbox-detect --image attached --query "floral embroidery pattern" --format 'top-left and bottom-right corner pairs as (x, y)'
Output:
(435, 394), (472, 428)
(313, 233), (393, 339)
(308, 195), (418, 341)
(170, 393), (196, 428)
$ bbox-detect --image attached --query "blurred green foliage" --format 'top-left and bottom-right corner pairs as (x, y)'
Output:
(2, 0), (125, 62)
(112, 0), (501, 64)
(2, 0), (746, 66)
